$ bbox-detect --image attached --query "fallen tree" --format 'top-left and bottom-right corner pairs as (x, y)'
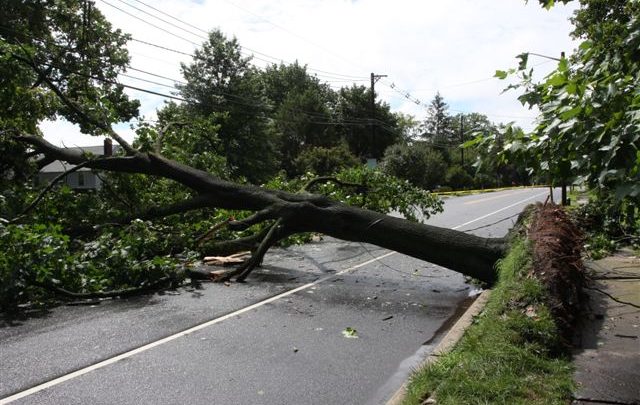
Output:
(3, 44), (506, 288)
(14, 132), (507, 284)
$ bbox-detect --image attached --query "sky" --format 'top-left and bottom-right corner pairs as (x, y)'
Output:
(41, 0), (579, 147)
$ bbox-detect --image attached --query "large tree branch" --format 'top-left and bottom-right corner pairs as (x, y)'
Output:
(13, 133), (506, 284)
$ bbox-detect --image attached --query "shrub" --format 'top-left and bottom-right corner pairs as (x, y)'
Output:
(293, 143), (360, 176)
(381, 142), (446, 190)
(445, 165), (474, 190)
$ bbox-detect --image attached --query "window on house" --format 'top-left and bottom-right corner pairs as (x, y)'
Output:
(78, 171), (85, 187)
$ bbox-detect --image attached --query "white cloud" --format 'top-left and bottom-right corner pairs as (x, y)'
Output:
(42, 0), (578, 146)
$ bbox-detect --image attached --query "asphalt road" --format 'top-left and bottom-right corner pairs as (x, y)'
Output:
(0, 187), (557, 405)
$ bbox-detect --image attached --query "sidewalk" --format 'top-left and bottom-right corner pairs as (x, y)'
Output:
(572, 249), (640, 405)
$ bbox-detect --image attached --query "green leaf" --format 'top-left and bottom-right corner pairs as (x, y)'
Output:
(560, 106), (582, 120)
(558, 58), (569, 73)
(517, 53), (529, 71)
(494, 70), (509, 80)
(547, 74), (566, 87)
(342, 327), (359, 339)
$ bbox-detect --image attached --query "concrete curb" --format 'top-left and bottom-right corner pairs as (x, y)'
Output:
(386, 290), (492, 405)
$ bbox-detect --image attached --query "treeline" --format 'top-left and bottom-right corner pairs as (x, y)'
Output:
(148, 29), (530, 190)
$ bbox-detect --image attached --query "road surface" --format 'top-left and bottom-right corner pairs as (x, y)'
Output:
(0, 187), (557, 404)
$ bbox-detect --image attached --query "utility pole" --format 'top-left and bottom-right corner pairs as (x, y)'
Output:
(459, 114), (464, 167)
(370, 72), (387, 158)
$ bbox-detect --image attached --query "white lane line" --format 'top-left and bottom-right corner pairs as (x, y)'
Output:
(452, 190), (548, 230)
(0, 252), (395, 404)
(0, 189), (549, 404)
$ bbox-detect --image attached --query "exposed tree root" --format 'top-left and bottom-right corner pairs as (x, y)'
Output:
(528, 202), (587, 343)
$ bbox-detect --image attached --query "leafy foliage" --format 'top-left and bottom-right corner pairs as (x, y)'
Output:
(0, 0), (139, 134)
(492, 1), (639, 201)
(445, 165), (474, 189)
(0, 220), (193, 313)
(381, 142), (447, 190)
(311, 167), (444, 222)
(0, 223), (72, 313)
(571, 193), (640, 257)
(293, 143), (360, 176)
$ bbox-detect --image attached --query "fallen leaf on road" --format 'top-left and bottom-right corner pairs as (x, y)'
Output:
(342, 327), (359, 338)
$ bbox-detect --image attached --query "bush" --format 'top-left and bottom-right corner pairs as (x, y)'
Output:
(445, 165), (474, 190)
(571, 194), (639, 255)
(381, 142), (446, 190)
(474, 173), (497, 189)
(293, 143), (360, 176)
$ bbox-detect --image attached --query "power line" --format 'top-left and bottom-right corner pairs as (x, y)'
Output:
(98, 0), (200, 46)
(126, 66), (186, 85)
(112, 0), (205, 41)
(29, 57), (401, 129)
(130, 38), (193, 57)
(128, 0), (208, 35)
(109, 0), (368, 80)
(380, 79), (537, 120)
(220, 0), (368, 75)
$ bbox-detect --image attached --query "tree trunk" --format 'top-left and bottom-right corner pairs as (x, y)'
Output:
(17, 135), (507, 285)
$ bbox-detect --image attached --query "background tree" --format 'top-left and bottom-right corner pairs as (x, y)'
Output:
(421, 92), (455, 160)
(0, 0), (139, 134)
(261, 62), (338, 176)
(293, 143), (360, 176)
(175, 29), (279, 183)
(381, 142), (447, 190)
(335, 85), (400, 160)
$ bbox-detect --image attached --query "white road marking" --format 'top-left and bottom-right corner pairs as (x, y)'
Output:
(0, 188), (550, 404)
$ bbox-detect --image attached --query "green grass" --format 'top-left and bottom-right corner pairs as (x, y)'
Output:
(402, 240), (574, 405)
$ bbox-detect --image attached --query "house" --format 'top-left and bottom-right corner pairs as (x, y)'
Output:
(38, 139), (117, 190)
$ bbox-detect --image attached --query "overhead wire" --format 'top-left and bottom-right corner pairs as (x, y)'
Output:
(98, 0), (200, 46)
(23, 55), (402, 130)
(106, 0), (368, 80)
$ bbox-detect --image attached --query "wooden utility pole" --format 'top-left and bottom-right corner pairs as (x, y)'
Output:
(370, 72), (387, 158)
(460, 114), (464, 167)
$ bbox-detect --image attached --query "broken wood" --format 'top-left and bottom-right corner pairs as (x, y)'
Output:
(203, 251), (252, 266)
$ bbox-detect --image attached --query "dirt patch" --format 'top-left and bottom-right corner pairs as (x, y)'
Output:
(528, 203), (587, 344)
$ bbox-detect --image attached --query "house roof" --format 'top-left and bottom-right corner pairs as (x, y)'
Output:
(40, 145), (118, 173)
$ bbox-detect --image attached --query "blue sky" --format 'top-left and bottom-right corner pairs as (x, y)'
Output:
(41, 0), (579, 146)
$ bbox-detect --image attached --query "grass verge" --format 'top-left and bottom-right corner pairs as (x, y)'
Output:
(402, 239), (574, 405)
